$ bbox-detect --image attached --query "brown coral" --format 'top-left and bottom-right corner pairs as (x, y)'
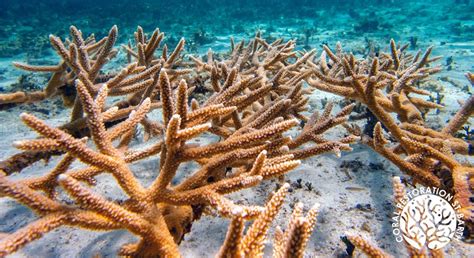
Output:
(0, 25), (352, 257)
(306, 40), (474, 228)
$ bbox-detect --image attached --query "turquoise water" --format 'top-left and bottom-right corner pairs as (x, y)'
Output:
(0, 1), (473, 57)
(2, 0), (472, 94)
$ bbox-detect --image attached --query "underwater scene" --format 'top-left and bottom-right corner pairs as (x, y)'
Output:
(0, 0), (473, 257)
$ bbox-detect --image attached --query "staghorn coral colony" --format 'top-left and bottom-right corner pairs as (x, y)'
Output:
(0, 1), (473, 258)
(0, 25), (352, 257)
(0, 24), (472, 257)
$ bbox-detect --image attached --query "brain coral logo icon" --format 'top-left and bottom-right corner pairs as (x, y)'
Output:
(392, 187), (465, 250)
(400, 195), (457, 249)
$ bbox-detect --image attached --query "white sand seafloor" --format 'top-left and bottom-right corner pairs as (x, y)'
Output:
(0, 2), (474, 257)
